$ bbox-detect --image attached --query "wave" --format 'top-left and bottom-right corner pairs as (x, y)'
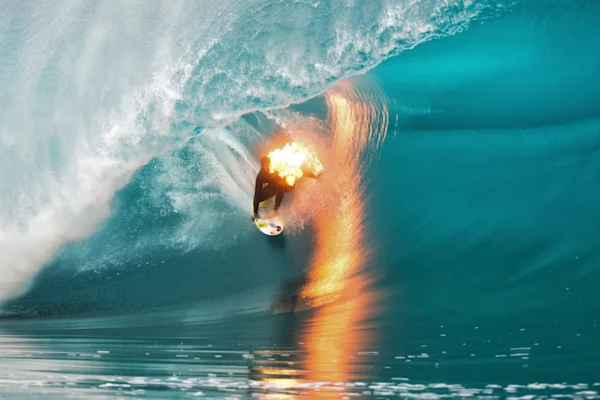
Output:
(2, 2), (600, 396)
(0, 0), (519, 303)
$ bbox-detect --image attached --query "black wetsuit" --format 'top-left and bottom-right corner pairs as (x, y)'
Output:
(253, 167), (290, 215)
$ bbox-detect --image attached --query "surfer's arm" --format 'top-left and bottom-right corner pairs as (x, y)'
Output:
(302, 166), (322, 179)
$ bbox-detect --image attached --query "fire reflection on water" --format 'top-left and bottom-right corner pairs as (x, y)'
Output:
(252, 80), (389, 398)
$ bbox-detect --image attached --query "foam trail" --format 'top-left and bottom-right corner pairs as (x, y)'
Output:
(154, 127), (261, 251)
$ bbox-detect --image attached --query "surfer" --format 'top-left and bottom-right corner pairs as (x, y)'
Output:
(252, 156), (290, 221)
(252, 156), (319, 221)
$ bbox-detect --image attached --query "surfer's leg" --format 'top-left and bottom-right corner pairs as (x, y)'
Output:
(254, 183), (279, 214)
(274, 186), (285, 211)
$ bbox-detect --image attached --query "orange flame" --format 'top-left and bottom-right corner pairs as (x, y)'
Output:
(250, 80), (388, 399)
(300, 92), (371, 305)
(267, 142), (323, 187)
(298, 80), (388, 396)
(298, 78), (388, 307)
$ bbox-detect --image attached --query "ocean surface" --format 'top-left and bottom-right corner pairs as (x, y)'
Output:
(1, 0), (600, 398)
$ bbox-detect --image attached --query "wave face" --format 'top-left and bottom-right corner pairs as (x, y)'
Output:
(2, 0), (600, 398)
(0, 0), (509, 303)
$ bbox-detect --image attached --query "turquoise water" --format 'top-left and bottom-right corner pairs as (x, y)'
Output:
(2, 0), (600, 398)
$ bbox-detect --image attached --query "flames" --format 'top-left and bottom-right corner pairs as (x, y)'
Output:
(248, 81), (387, 398)
(267, 142), (323, 187)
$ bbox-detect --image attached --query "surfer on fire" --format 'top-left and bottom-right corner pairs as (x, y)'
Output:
(252, 143), (323, 222)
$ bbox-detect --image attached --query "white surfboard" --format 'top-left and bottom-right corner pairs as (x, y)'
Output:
(253, 196), (284, 236)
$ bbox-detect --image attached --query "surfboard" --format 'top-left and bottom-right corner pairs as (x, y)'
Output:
(253, 196), (284, 236)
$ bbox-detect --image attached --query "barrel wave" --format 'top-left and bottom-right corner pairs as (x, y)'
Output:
(1, 0), (600, 398)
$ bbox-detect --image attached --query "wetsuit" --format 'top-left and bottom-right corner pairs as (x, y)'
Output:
(253, 167), (290, 215)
